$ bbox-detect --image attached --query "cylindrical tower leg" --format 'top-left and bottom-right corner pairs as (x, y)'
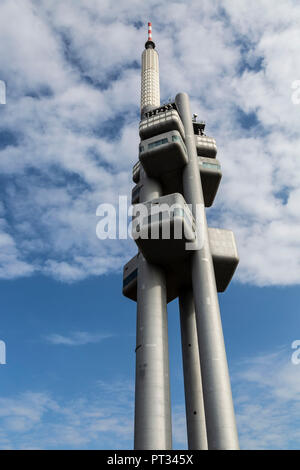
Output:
(175, 92), (239, 450)
(134, 255), (171, 449)
(179, 289), (207, 450)
(134, 169), (172, 450)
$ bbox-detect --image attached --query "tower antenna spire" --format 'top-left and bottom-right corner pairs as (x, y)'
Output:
(145, 21), (155, 49)
(148, 22), (152, 41)
(141, 21), (160, 115)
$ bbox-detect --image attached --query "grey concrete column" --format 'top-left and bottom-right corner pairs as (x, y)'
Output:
(179, 289), (207, 450)
(175, 92), (239, 450)
(134, 168), (172, 450)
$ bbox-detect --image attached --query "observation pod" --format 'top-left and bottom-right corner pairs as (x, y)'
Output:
(137, 103), (222, 207)
(132, 182), (143, 205)
(123, 253), (185, 304)
(195, 135), (218, 158)
(209, 228), (239, 292)
(139, 105), (185, 140)
(139, 131), (188, 177)
(132, 192), (196, 265)
(123, 227), (239, 300)
(198, 157), (222, 207)
(132, 157), (222, 208)
(132, 161), (141, 184)
(123, 254), (139, 302)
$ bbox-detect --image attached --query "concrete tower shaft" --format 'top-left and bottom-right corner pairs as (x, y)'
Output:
(141, 23), (160, 115)
(123, 23), (240, 451)
(134, 23), (171, 450)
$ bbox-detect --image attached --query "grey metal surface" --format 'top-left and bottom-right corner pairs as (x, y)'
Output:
(139, 107), (185, 140)
(123, 227), (239, 301)
(134, 166), (172, 450)
(194, 134), (217, 158)
(132, 161), (141, 184)
(179, 289), (208, 450)
(131, 181), (142, 205)
(141, 47), (160, 116)
(175, 92), (239, 450)
(133, 152), (222, 208)
(198, 157), (222, 207)
(139, 130), (188, 177)
(133, 192), (196, 265)
(209, 228), (239, 291)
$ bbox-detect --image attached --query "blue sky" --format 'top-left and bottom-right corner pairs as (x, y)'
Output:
(0, 0), (300, 449)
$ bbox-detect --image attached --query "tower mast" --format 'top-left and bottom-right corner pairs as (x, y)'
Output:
(122, 22), (240, 450)
(141, 22), (160, 116)
(134, 23), (172, 450)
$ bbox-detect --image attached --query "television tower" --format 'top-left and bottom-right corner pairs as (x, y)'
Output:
(123, 23), (240, 450)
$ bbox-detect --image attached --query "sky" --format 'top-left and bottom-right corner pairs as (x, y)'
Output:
(0, 0), (300, 450)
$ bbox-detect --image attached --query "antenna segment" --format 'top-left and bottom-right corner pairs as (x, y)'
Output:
(140, 22), (160, 115)
(148, 22), (152, 41)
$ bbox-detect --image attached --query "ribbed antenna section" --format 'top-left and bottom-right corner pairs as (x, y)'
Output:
(148, 22), (152, 41)
(140, 23), (160, 116)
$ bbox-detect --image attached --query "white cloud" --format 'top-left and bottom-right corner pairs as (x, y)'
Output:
(233, 347), (300, 449)
(172, 405), (188, 449)
(0, 379), (190, 449)
(0, 383), (134, 449)
(45, 331), (113, 346)
(1, 349), (299, 449)
(0, 0), (299, 285)
(169, 347), (300, 450)
(0, 219), (34, 279)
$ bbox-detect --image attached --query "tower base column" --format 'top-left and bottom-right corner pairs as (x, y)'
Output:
(176, 92), (239, 450)
(179, 289), (207, 450)
(134, 169), (172, 450)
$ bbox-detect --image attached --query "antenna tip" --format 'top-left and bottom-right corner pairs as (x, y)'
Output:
(148, 22), (152, 41)
(145, 22), (155, 49)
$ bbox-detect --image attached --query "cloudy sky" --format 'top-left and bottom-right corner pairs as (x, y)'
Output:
(0, 0), (300, 449)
